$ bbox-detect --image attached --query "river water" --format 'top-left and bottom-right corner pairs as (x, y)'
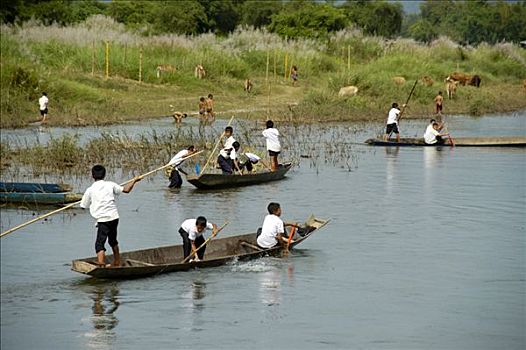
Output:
(1, 112), (525, 349)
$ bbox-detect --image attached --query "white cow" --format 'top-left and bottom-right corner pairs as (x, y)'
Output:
(338, 86), (359, 97)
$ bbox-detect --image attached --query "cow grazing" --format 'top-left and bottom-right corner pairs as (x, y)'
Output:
(469, 75), (481, 87)
(156, 64), (176, 78)
(446, 72), (471, 86)
(244, 79), (253, 93)
(338, 86), (359, 97)
(421, 75), (434, 86)
(194, 64), (206, 79)
(446, 80), (458, 99)
(393, 76), (406, 85)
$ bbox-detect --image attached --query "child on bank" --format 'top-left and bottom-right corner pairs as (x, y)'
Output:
(80, 165), (141, 267)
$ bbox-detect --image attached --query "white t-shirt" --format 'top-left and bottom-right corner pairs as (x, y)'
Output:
(39, 95), (49, 110)
(244, 152), (261, 162)
(257, 214), (284, 248)
(80, 180), (124, 222)
(262, 128), (281, 152)
(424, 125), (440, 144)
(219, 147), (237, 160)
(386, 107), (400, 125)
(168, 149), (190, 167)
(181, 219), (214, 241)
(224, 136), (236, 149)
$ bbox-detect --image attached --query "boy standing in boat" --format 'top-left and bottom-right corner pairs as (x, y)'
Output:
(257, 202), (298, 249)
(262, 120), (281, 171)
(222, 126), (236, 149)
(80, 165), (141, 267)
(167, 145), (197, 188)
(179, 216), (218, 261)
(383, 102), (405, 142)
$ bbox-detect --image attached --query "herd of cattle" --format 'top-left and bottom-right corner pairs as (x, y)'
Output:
(338, 71), (483, 99)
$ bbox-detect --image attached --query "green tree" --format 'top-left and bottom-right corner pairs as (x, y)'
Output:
(239, 0), (283, 28)
(152, 1), (207, 35)
(268, 2), (347, 39)
(341, 0), (403, 37)
(198, 0), (240, 34)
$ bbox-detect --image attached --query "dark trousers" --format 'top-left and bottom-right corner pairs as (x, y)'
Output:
(179, 228), (206, 260)
(436, 135), (445, 145)
(95, 219), (119, 253)
(169, 168), (183, 188)
(217, 155), (233, 174)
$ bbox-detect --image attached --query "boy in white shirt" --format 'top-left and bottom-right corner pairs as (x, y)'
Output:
(257, 202), (298, 249)
(383, 102), (406, 142)
(262, 120), (281, 171)
(38, 92), (49, 123)
(223, 126), (236, 149)
(179, 216), (218, 261)
(217, 141), (242, 175)
(167, 145), (196, 188)
(424, 122), (449, 145)
(80, 165), (141, 267)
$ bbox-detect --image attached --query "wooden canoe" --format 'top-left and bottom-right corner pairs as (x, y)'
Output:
(185, 162), (292, 189)
(0, 182), (72, 193)
(0, 192), (82, 205)
(71, 215), (329, 279)
(364, 136), (526, 147)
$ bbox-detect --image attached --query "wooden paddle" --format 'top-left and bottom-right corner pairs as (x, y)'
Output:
(397, 79), (418, 124)
(181, 221), (229, 263)
(283, 225), (297, 256)
(0, 151), (203, 238)
(199, 116), (235, 176)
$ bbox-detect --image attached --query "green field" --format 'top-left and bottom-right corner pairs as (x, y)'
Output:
(1, 18), (525, 128)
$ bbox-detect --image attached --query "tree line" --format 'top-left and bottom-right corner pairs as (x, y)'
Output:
(1, 0), (525, 44)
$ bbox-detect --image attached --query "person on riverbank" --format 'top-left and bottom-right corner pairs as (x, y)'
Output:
(80, 165), (141, 267)
(424, 122), (450, 145)
(179, 216), (218, 261)
(383, 102), (405, 142)
(257, 202), (299, 249)
(262, 120), (281, 171)
(206, 94), (215, 121)
(290, 66), (298, 86)
(38, 92), (49, 123)
(434, 91), (444, 115)
(198, 97), (206, 121)
(167, 145), (197, 188)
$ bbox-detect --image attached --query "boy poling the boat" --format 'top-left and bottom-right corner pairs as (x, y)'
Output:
(80, 165), (141, 267)
(179, 216), (218, 262)
(167, 145), (197, 188)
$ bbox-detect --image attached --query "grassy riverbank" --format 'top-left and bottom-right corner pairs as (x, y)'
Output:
(1, 17), (525, 128)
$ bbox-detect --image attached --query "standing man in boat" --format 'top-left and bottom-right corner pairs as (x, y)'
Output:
(262, 120), (281, 171)
(167, 145), (197, 188)
(217, 141), (243, 175)
(179, 216), (218, 261)
(257, 202), (299, 249)
(222, 126), (236, 149)
(383, 102), (405, 142)
(80, 165), (141, 267)
(424, 122), (450, 145)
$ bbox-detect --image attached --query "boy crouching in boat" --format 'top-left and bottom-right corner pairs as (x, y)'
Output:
(179, 216), (218, 262)
(256, 202), (298, 249)
(217, 141), (243, 175)
(80, 165), (141, 267)
(167, 145), (197, 188)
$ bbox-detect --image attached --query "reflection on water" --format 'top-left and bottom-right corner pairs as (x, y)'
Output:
(385, 146), (399, 196)
(259, 267), (282, 306)
(86, 283), (120, 350)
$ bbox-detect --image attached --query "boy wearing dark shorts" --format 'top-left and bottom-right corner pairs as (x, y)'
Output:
(262, 120), (281, 171)
(80, 165), (140, 267)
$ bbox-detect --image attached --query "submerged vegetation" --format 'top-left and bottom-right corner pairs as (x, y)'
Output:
(1, 14), (526, 128)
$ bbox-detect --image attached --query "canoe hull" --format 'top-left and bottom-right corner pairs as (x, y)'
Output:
(71, 215), (329, 279)
(365, 136), (526, 147)
(0, 182), (72, 193)
(0, 192), (82, 204)
(186, 163), (292, 189)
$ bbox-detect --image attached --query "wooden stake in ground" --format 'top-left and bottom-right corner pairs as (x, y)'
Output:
(0, 151), (203, 238)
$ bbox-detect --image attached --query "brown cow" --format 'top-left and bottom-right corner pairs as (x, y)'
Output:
(446, 72), (471, 86)
(446, 80), (458, 99)
(421, 75), (434, 87)
(156, 64), (176, 78)
(468, 75), (481, 87)
(194, 64), (206, 79)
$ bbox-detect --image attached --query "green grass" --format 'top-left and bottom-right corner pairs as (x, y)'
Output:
(1, 21), (525, 128)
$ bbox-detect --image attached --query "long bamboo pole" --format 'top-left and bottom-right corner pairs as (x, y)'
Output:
(397, 80), (418, 123)
(0, 151), (203, 238)
(199, 115), (235, 176)
(181, 221), (229, 263)
(105, 41), (109, 79)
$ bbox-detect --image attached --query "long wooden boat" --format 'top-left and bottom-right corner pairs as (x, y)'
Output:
(0, 182), (72, 193)
(364, 136), (526, 147)
(0, 192), (82, 205)
(185, 162), (292, 189)
(71, 215), (329, 279)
